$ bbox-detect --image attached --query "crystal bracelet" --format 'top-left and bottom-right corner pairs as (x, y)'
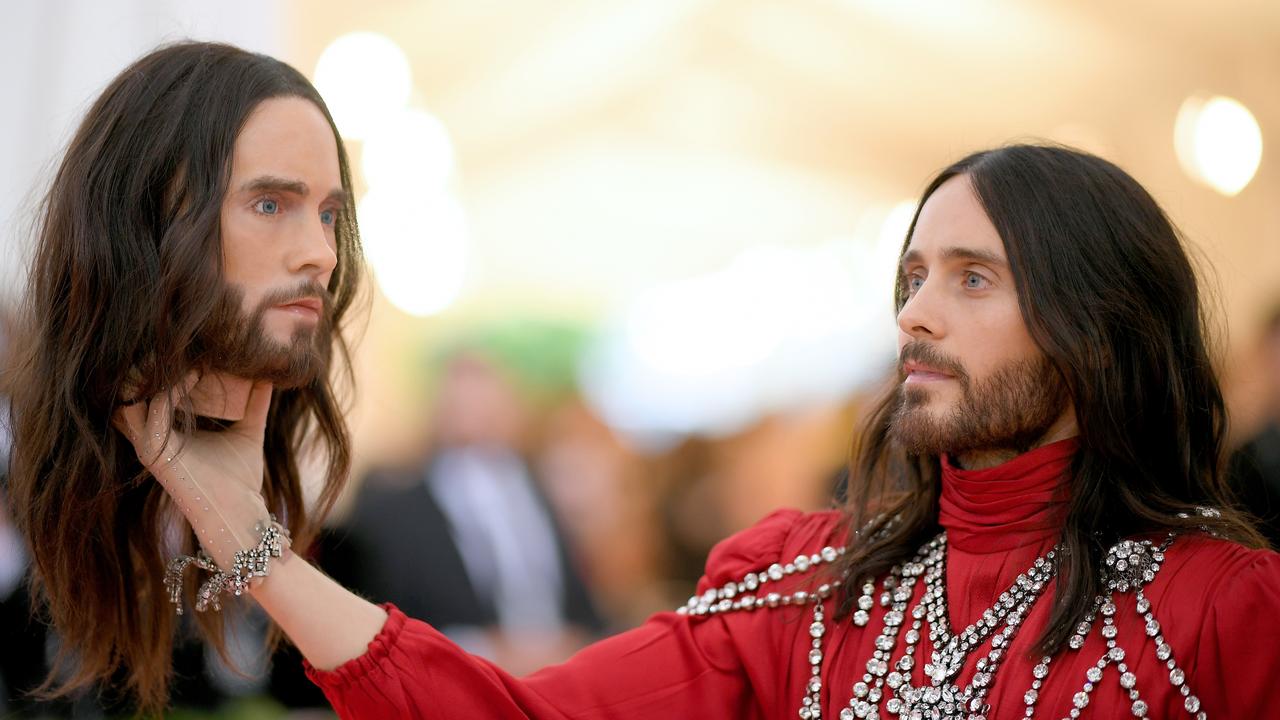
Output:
(164, 517), (290, 614)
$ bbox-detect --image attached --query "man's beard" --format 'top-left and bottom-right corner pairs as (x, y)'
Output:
(198, 280), (333, 389)
(888, 341), (1070, 457)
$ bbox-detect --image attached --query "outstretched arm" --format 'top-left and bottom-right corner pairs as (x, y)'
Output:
(116, 378), (762, 718)
(250, 550), (387, 670)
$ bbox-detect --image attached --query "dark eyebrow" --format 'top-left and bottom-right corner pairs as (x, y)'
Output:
(239, 175), (351, 205)
(900, 246), (1008, 270)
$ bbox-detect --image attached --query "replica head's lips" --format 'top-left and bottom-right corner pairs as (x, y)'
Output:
(274, 296), (323, 319)
(277, 297), (322, 311)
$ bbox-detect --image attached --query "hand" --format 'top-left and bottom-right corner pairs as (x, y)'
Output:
(114, 376), (275, 571)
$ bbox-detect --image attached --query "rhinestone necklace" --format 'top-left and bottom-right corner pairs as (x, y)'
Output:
(808, 533), (1058, 720)
(677, 514), (1217, 719)
(1020, 535), (1204, 720)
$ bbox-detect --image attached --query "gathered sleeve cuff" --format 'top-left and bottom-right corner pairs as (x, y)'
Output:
(304, 604), (413, 697)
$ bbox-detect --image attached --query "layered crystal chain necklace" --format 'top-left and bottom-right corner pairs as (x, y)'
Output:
(679, 515), (1213, 720)
(811, 533), (1058, 720)
(679, 531), (1057, 719)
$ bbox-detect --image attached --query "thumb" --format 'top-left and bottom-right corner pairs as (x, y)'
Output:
(231, 381), (274, 437)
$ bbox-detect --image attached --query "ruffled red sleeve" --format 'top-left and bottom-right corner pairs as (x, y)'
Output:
(305, 508), (814, 719)
(1185, 545), (1280, 717)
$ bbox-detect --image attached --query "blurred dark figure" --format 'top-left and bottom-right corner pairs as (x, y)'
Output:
(1, 309), (52, 718)
(2, 313), (73, 716)
(1230, 304), (1280, 547)
(0, 498), (269, 717)
(0, 493), (49, 719)
(334, 352), (602, 675)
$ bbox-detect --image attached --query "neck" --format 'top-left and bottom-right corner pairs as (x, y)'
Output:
(953, 449), (1018, 471)
(939, 435), (1077, 553)
(188, 371), (255, 421)
(954, 410), (1079, 471)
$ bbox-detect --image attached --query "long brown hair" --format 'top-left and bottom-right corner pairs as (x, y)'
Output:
(836, 144), (1265, 656)
(7, 41), (364, 713)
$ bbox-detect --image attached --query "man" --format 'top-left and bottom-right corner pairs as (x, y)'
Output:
(335, 351), (602, 676)
(11, 44), (1279, 718)
(7, 41), (362, 714)
(296, 147), (1280, 717)
(1229, 304), (1280, 547)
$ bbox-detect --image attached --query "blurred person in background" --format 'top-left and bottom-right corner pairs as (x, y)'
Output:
(1228, 303), (1280, 547)
(533, 396), (666, 629)
(333, 350), (603, 676)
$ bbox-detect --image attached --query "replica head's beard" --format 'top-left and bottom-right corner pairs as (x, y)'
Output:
(199, 280), (333, 389)
(888, 341), (1070, 457)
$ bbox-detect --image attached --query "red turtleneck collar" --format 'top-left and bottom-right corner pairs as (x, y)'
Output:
(939, 437), (1078, 554)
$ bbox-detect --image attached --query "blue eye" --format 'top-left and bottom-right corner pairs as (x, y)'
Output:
(256, 198), (279, 215)
(320, 209), (336, 226)
(905, 275), (924, 294)
(964, 272), (987, 289)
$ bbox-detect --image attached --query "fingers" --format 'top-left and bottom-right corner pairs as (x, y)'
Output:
(176, 370), (203, 396)
(114, 371), (202, 466)
(231, 381), (274, 437)
(140, 392), (175, 466)
(150, 371), (205, 462)
(113, 392), (167, 467)
(112, 401), (146, 446)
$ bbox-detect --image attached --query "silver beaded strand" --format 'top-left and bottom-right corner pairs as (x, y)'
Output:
(677, 518), (1215, 720)
(677, 545), (845, 618)
(1022, 535), (1206, 719)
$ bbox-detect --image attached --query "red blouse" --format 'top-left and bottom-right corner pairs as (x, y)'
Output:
(307, 440), (1280, 718)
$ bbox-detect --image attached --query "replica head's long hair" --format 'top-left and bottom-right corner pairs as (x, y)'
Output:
(836, 144), (1265, 655)
(7, 42), (363, 713)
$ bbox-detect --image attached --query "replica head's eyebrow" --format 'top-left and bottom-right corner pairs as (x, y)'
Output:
(239, 175), (350, 204)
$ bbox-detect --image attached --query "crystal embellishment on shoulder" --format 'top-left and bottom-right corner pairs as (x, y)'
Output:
(1101, 538), (1164, 592)
(1023, 533), (1207, 719)
(675, 517), (1217, 720)
(676, 546), (845, 617)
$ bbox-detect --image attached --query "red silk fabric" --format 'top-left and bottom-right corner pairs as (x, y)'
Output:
(308, 441), (1280, 718)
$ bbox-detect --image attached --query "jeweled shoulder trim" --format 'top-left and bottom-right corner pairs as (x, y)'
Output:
(674, 506), (1224, 720)
(676, 545), (845, 616)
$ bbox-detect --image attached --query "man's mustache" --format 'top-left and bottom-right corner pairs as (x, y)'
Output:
(898, 341), (969, 384)
(254, 281), (333, 315)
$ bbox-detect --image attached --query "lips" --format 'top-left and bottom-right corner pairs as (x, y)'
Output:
(901, 360), (954, 383)
(274, 297), (322, 319)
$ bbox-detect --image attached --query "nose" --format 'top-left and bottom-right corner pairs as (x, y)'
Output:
(289, 216), (339, 281)
(896, 279), (944, 340)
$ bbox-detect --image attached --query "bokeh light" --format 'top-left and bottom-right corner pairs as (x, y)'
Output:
(358, 187), (468, 316)
(579, 241), (897, 446)
(361, 109), (456, 192)
(878, 200), (918, 257)
(1174, 95), (1263, 197)
(313, 32), (413, 140)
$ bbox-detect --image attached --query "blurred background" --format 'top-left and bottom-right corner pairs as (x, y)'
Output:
(2, 0), (1279, 717)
